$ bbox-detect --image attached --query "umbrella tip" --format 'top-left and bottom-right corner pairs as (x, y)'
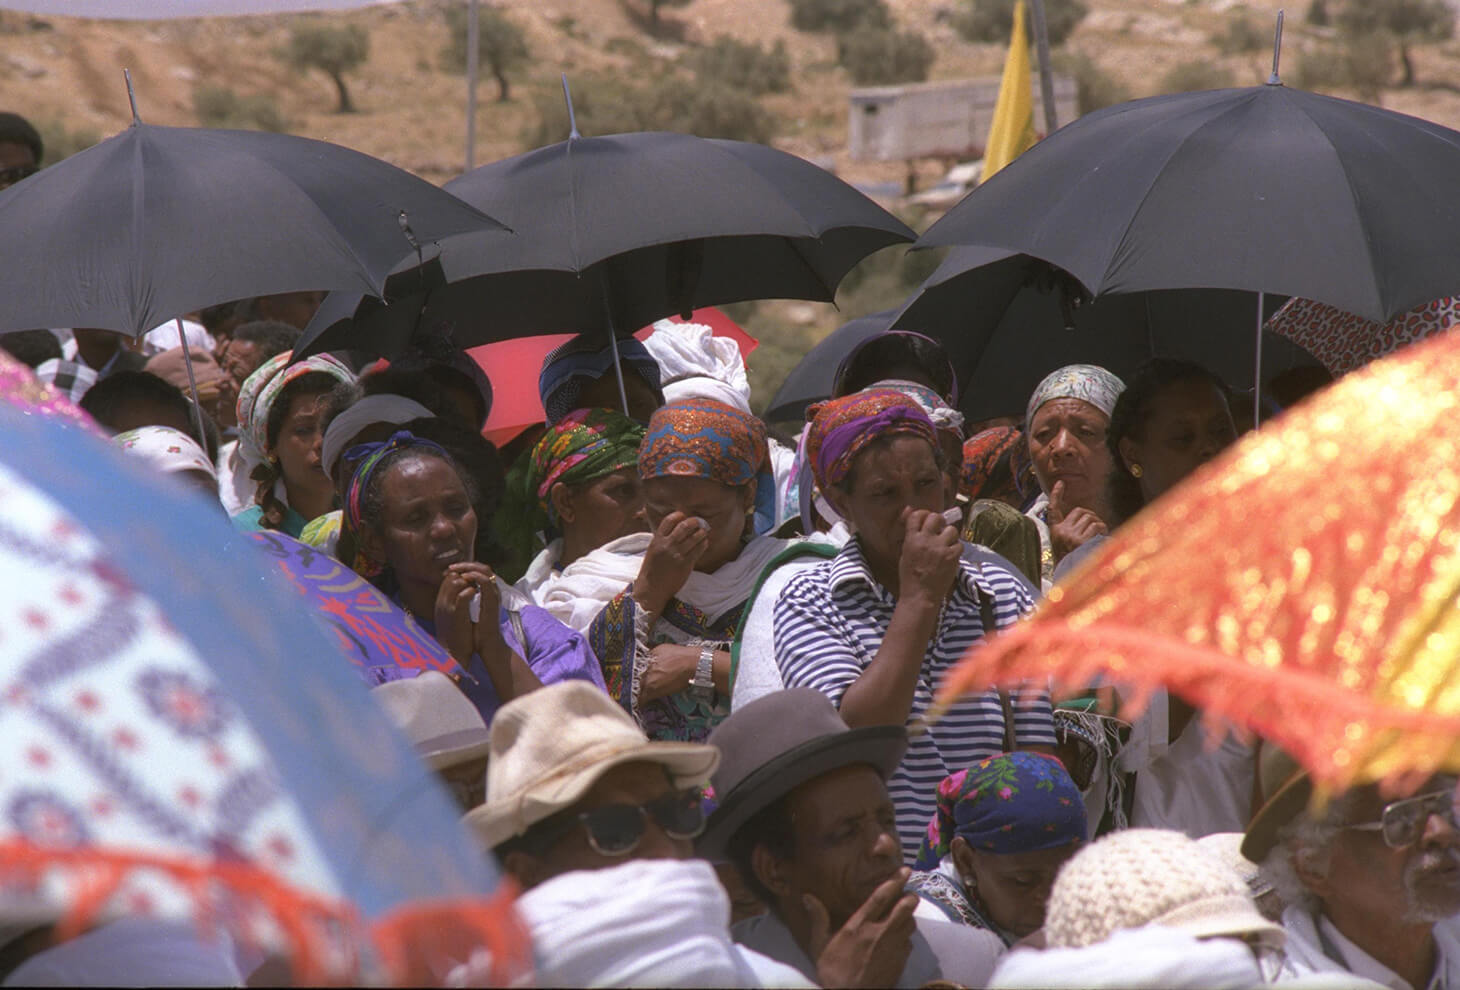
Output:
(561, 74), (580, 140)
(123, 68), (141, 123)
(1267, 9), (1285, 85)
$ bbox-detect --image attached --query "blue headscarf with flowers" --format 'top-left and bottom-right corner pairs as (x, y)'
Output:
(913, 751), (1087, 870)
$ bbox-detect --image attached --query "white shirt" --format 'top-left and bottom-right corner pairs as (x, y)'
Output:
(1121, 687), (1254, 838)
(1276, 905), (1460, 990)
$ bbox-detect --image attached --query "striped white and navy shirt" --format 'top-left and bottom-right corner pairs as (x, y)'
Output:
(773, 539), (1056, 861)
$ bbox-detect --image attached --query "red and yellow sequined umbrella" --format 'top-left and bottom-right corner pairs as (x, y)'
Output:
(941, 326), (1460, 793)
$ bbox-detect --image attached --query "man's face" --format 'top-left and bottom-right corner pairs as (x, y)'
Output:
(215, 338), (265, 429)
(506, 762), (692, 888)
(779, 764), (903, 930)
(1315, 777), (1460, 925)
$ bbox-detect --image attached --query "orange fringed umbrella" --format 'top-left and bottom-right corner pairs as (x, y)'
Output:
(940, 325), (1460, 795)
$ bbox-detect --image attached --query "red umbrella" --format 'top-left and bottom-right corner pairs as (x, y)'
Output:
(470, 308), (758, 447)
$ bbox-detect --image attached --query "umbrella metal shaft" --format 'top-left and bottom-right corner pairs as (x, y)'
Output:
(176, 318), (210, 448)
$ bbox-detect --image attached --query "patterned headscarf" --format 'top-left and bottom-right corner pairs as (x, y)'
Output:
(236, 352), (355, 464)
(341, 430), (452, 536)
(1024, 364), (1126, 429)
(539, 333), (664, 425)
(877, 379), (965, 439)
(805, 389), (937, 493)
(639, 398), (768, 499)
(962, 427), (1024, 503)
(114, 426), (217, 481)
(914, 752), (1087, 870)
(499, 407), (645, 549)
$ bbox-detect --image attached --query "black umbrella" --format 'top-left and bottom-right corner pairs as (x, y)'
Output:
(297, 128), (915, 359)
(916, 82), (1460, 323)
(763, 309), (894, 421)
(766, 247), (1322, 423)
(0, 117), (506, 337)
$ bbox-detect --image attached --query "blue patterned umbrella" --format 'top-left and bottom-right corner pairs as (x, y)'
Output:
(0, 403), (528, 984)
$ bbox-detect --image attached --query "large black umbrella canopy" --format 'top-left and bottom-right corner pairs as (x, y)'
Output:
(297, 130), (915, 358)
(763, 309), (894, 422)
(766, 246), (1322, 424)
(916, 83), (1460, 323)
(0, 121), (507, 336)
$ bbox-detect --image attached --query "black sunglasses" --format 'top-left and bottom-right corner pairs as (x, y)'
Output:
(540, 789), (706, 857)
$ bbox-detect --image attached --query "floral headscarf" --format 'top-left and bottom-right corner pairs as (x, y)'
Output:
(804, 389), (937, 493)
(114, 426), (216, 481)
(497, 408), (645, 566)
(1024, 364), (1125, 429)
(236, 352), (355, 463)
(913, 752), (1087, 870)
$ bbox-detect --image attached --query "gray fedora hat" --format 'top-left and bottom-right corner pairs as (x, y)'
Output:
(698, 688), (907, 860)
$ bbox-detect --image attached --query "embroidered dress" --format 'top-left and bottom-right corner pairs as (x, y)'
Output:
(591, 590), (739, 743)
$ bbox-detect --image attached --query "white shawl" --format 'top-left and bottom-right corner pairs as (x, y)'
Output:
(516, 859), (814, 988)
(533, 531), (800, 634)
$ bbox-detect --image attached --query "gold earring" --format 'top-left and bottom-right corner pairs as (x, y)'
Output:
(1130, 463), (1143, 478)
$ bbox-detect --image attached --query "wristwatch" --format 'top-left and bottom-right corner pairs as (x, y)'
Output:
(689, 646), (716, 703)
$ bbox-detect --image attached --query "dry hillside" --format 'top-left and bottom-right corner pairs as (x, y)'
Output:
(8, 0), (1460, 404)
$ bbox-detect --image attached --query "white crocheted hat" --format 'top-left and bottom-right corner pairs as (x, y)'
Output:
(1043, 828), (1285, 952)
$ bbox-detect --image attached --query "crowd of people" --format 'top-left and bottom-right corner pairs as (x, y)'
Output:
(2, 107), (1457, 989)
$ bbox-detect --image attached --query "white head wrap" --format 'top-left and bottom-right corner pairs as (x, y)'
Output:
(642, 320), (752, 414)
(142, 318), (215, 357)
(114, 426), (216, 481)
(320, 394), (435, 481)
(1026, 364), (1126, 428)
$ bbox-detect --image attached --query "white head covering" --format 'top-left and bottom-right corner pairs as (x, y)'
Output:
(642, 319), (752, 414)
(320, 394), (435, 482)
(114, 426), (216, 481)
(142, 318), (215, 357)
(1025, 364), (1126, 428)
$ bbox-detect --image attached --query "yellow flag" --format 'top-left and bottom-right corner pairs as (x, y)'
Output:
(982, 0), (1037, 182)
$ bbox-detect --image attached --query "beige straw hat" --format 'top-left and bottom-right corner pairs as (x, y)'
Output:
(464, 681), (720, 849)
(372, 671), (492, 772)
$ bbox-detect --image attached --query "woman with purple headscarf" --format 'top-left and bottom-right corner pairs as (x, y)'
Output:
(774, 390), (1057, 861)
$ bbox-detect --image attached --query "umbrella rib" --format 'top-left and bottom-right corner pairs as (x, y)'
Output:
(243, 152), (397, 298)
(785, 234), (837, 299)
(1290, 99), (1390, 315)
(128, 127), (149, 335)
(1095, 94), (1260, 289)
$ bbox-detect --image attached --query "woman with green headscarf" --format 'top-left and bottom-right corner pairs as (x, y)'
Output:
(504, 408), (649, 619)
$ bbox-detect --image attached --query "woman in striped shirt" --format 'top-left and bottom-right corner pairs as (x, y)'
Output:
(773, 389), (1057, 860)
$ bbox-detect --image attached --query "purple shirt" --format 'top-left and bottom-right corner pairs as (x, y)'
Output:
(416, 603), (606, 724)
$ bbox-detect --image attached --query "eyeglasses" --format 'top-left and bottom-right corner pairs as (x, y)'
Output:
(540, 789), (706, 857)
(1344, 789), (1459, 848)
(0, 164), (37, 189)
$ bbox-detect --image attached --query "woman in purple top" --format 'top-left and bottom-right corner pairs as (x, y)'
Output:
(344, 430), (605, 722)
